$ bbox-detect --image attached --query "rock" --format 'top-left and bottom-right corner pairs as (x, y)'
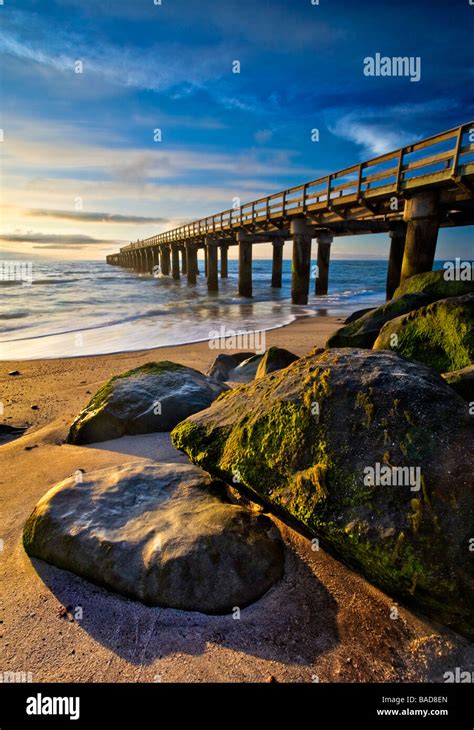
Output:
(171, 347), (474, 638)
(326, 293), (432, 349)
(229, 353), (264, 382)
(344, 308), (375, 325)
(207, 353), (255, 382)
(255, 347), (299, 379)
(442, 365), (474, 401)
(374, 294), (474, 373)
(23, 462), (284, 614)
(393, 269), (474, 301)
(67, 361), (229, 445)
(0, 424), (27, 445)
(8, 370), (20, 376)
(30, 404), (39, 410)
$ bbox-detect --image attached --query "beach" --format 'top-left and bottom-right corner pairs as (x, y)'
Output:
(2, 314), (474, 683)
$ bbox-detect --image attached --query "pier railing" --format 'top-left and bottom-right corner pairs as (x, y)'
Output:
(121, 121), (474, 251)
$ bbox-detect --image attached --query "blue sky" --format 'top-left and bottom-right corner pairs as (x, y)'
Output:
(1, 0), (473, 260)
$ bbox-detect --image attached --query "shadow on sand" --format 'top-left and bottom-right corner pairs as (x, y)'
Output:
(32, 540), (339, 668)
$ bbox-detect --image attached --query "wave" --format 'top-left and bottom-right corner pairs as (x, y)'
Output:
(0, 310), (30, 320)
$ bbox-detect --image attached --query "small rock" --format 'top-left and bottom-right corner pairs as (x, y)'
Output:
(30, 405), (39, 410)
(8, 370), (20, 376)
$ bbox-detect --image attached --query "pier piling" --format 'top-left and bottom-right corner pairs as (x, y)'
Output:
(271, 241), (284, 287)
(315, 232), (332, 295)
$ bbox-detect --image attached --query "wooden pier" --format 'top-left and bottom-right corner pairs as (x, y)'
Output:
(106, 121), (474, 303)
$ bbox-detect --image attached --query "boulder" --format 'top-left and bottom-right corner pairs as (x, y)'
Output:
(442, 365), (474, 402)
(23, 462), (284, 614)
(374, 294), (474, 373)
(326, 293), (432, 349)
(67, 361), (228, 444)
(393, 269), (474, 301)
(229, 353), (264, 382)
(171, 347), (474, 638)
(344, 307), (375, 325)
(207, 352), (255, 382)
(255, 347), (299, 379)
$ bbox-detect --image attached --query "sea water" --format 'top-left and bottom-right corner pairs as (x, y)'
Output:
(0, 258), (411, 360)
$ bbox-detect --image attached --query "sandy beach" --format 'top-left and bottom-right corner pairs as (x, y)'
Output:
(2, 315), (474, 683)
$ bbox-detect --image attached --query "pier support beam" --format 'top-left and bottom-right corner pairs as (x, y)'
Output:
(171, 245), (180, 279)
(315, 232), (333, 295)
(206, 238), (219, 292)
(180, 247), (187, 274)
(271, 240), (284, 287)
(401, 191), (440, 282)
(145, 249), (152, 273)
(186, 243), (198, 285)
(161, 246), (170, 276)
(386, 222), (407, 299)
(290, 219), (312, 305)
(220, 243), (228, 278)
(151, 248), (159, 274)
(238, 234), (253, 297)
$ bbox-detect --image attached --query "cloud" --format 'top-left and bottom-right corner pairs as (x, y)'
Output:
(24, 209), (168, 224)
(0, 232), (126, 246)
(0, 15), (229, 96)
(327, 100), (462, 157)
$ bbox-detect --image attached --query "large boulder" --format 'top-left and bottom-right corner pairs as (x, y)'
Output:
(171, 348), (474, 638)
(255, 347), (298, 379)
(23, 463), (284, 614)
(206, 353), (254, 382)
(442, 365), (474, 402)
(393, 269), (474, 301)
(344, 307), (375, 325)
(67, 361), (228, 444)
(230, 353), (264, 382)
(326, 293), (432, 349)
(374, 294), (474, 373)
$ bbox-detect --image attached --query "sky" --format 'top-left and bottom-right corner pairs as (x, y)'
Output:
(1, 0), (473, 261)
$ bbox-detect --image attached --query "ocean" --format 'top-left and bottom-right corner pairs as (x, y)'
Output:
(0, 258), (413, 360)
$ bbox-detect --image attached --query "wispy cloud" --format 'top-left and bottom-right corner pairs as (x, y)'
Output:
(24, 209), (168, 224)
(328, 100), (462, 157)
(0, 232), (125, 247)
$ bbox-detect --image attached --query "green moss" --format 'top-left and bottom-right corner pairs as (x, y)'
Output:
(355, 389), (375, 428)
(375, 297), (474, 373)
(393, 269), (474, 300)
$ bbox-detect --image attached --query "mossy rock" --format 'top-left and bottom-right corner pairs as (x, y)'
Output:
(171, 348), (474, 639)
(394, 269), (474, 300)
(255, 347), (298, 379)
(442, 365), (474, 402)
(374, 294), (474, 373)
(326, 293), (432, 349)
(67, 361), (228, 444)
